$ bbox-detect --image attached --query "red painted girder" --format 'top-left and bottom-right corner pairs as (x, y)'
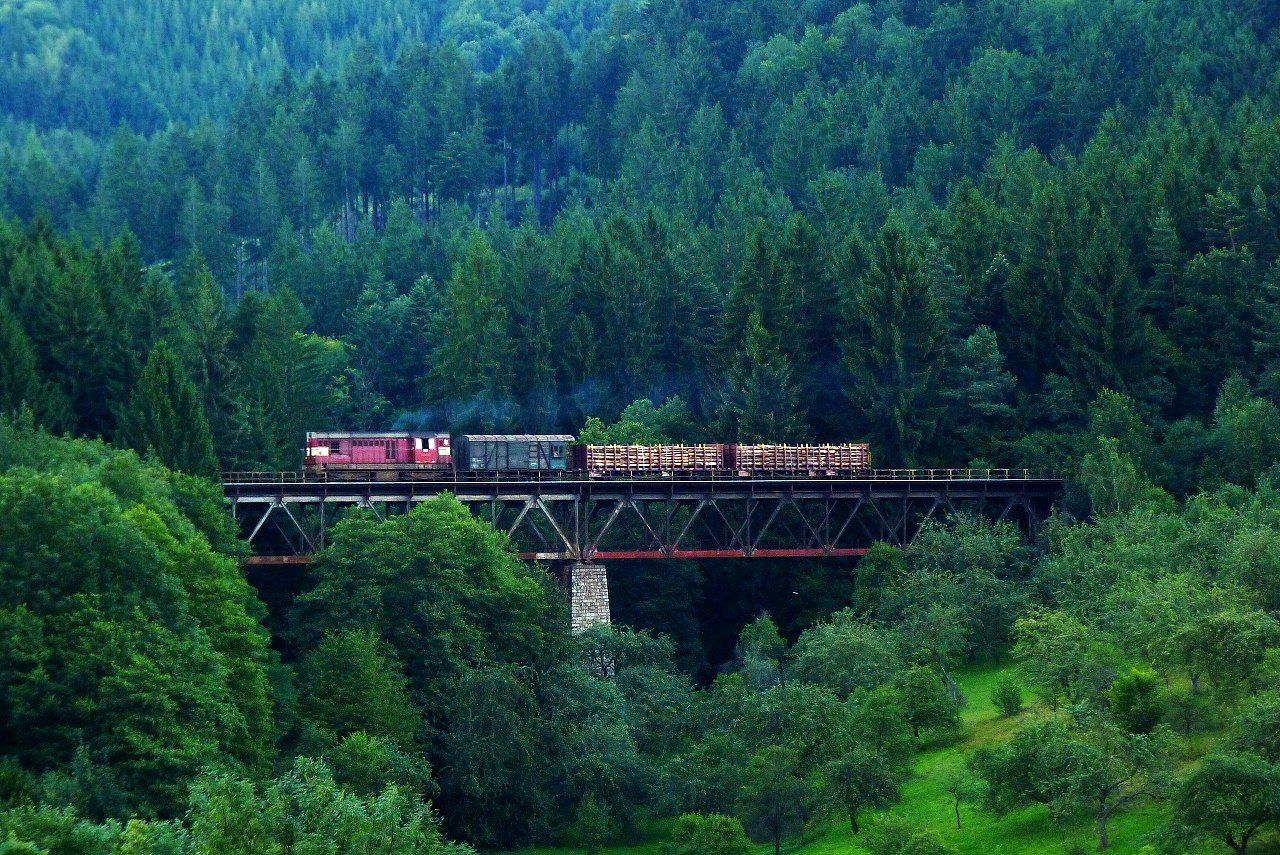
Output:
(245, 555), (314, 565)
(582, 548), (869, 560)
(245, 549), (869, 564)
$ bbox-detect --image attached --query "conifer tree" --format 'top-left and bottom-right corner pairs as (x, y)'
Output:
(840, 218), (947, 465)
(774, 213), (826, 371)
(428, 234), (514, 429)
(174, 252), (238, 455)
(1146, 207), (1183, 326)
(1003, 180), (1071, 385)
(44, 253), (121, 436)
(235, 289), (343, 469)
(118, 341), (220, 477)
(719, 309), (807, 442)
(0, 302), (69, 429)
(721, 222), (778, 365)
(1061, 216), (1155, 399)
(0, 302), (41, 417)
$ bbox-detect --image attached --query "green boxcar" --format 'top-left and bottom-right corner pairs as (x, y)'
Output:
(457, 435), (574, 472)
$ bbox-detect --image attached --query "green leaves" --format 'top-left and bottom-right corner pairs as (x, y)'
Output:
(297, 630), (422, 750)
(0, 428), (275, 817)
(187, 758), (462, 855)
(1164, 752), (1280, 855)
(970, 715), (1172, 849)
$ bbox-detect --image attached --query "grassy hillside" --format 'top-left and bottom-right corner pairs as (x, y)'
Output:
(520, 665), (1252, 855)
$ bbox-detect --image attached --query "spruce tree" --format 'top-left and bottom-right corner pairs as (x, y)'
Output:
(840, 218), (947, 466)
(721, 222), (778, 365)
(0, 304), (41, 417)
(1003, 180), (1070, 385)
(235, 289), (342, 469)
(118, 341), (220, 478)
(428, 234), (514, 429)
(0, 302), (69, 429)
(719, 309), (808, 442)
(174, 252), (238, 455)
(1061, 216), (1157, 400)
(1146, 207), (1183, 326)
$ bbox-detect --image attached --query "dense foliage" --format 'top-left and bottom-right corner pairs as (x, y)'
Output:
(3, 1), (1279, 476)
(0, 0), (612, 135)
(4, 0), (1280, 851)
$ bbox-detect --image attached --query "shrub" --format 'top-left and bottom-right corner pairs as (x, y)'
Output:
(990, 674), (1024, 717)
(863, 816), (958, 855)
(665, 813), (753, 855)
(1110, 668), (1164, 734)
(570, 794), (610, 855)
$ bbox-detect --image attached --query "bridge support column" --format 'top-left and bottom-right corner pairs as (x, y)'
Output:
(568, 563), (610, 633)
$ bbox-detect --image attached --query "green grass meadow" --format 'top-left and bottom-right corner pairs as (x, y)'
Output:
(518, 664), (1280, 855)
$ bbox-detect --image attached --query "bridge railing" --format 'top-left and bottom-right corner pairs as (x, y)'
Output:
(867, 468), (1038, 480)
(223, 468), (1047, 485)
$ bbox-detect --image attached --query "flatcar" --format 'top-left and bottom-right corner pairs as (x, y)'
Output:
(731, 443), (870, 476)
(571, 443), (726, 475)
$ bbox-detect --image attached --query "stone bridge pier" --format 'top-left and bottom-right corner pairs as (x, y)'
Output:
(566, 562), (610, 633)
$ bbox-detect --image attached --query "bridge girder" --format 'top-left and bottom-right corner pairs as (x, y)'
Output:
(225, 475), (1063, 564)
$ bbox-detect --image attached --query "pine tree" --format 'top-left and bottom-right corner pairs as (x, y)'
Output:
(235, 289), (342, 469)
(0, 302), (69, 429)
(44, 253), (120, 436)
(174, 252), (238, 454)
(1244, 185), (1278, 267)
(1003, 181), (1070, 385)
(840, 218), (947, 465)
(721, 222), (777, 365)
(428, 234), (514, 429)
(719, 309), (808, 442)
(942, 326), (1016, 459)
(774, 213), (826, 371)
(1061, 216), (1155, 398)
(117, 341), (220, 478)
(1205, 187), (1246, 250)
(1147, 207), (1183, 326)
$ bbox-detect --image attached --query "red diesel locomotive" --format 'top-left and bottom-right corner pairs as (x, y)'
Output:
(304, 431), (452, 471)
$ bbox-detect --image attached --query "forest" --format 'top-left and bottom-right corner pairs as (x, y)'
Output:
(2, 0), (1280, 851)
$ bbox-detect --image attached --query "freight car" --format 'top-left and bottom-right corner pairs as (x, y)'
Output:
(731, 443), (871, 476)
(303, 431), (872, 479)
(458, 435), (573, 472)
(575, 444), (872, 476)
(571, 443), (727, 475)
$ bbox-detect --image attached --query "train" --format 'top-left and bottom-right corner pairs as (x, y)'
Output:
(304, 432), (871, 478)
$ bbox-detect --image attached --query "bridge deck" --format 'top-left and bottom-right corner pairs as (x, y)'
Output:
(224, 470), (1062, 499)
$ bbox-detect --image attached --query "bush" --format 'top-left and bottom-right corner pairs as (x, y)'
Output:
(570, 794), (610, 855)
(1110, 668), (1164, 734)
(864, 816), (958, 855)
(665, 813), (753, 855)
(990, 674), (1024, 717)
(893, 666), (961, 738)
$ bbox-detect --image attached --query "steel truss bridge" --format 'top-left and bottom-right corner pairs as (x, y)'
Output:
(224, 469), (1063, 565)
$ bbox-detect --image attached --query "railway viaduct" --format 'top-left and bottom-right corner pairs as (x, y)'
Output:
(224, 469), (1064, 632)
